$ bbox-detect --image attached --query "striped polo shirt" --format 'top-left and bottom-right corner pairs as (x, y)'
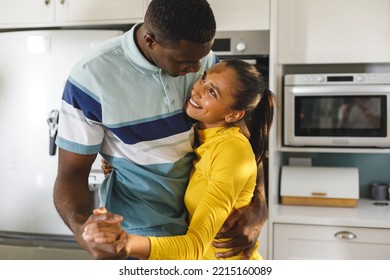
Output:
(56, 24), (217, 236)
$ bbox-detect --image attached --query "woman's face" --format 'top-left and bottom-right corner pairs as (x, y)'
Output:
(184, 62), (241, 129)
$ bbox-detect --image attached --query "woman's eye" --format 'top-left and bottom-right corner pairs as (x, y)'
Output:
(208, 88), (216, 97)
(200, 74), (206, 83)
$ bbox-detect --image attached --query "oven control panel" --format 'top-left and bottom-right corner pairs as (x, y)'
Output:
(212, 30), (269, 56)
(285, 73), (390, 85)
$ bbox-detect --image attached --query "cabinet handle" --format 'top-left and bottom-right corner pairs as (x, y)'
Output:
(334, 231), (357, 240)
(44, 0), (50, 5)
(59, 0), (65, 4)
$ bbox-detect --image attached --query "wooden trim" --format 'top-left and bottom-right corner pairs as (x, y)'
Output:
(281, 196), (358, 208)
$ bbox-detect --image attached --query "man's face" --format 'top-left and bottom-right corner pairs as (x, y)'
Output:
(151, 39), (214, 77)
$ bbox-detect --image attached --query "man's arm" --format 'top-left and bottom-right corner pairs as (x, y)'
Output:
(251, 161), (269, 226)
(213, 161), (268, 259)
(53, 148), (125, 259)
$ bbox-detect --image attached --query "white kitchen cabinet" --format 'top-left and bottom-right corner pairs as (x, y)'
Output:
(208, 0), (269, 31)
(274, 223), (390, 260)
(277, 0), (390, 64)
(0, 0), (147, 29)
(0, 0), (54, 26)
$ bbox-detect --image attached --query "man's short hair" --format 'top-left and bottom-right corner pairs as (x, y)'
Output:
(145, 0), (216, 47)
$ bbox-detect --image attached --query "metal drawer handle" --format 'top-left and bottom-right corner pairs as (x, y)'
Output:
(334, 231), (357, 240)
(45, 0), (51, 5)
(59, 0), (65, 4)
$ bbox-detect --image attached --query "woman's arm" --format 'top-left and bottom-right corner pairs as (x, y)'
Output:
(212, 161), (267, 258)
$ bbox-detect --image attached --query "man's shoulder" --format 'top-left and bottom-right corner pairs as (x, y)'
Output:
(74, 36), (124, 69)
(67, 36), (125, 86)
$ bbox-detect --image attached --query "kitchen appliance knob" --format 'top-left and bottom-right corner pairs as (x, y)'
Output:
(316, 76), (325, 83)
(236, 42), (247, 53)
(356, 75), (364, 82)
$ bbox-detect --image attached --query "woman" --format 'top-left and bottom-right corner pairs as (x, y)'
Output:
(83, 59), (275, 260)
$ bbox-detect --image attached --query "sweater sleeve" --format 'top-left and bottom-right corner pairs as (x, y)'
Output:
(147, 137), (257, 259)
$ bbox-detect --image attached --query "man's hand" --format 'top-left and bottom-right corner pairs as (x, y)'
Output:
(81, 208), (128, 259)
(83, 208), (124, 243)
(213, 204), (264, 259)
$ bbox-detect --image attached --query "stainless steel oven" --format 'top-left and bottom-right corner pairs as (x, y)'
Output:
(283, 73), (390, 148)
(212, 30), (269, 85)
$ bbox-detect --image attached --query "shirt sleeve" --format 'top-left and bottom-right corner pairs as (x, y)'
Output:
(148, 138), (257, 259)
(56, 69), (105, 155)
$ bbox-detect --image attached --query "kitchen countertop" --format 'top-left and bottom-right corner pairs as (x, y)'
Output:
(270, 198), (390, 229)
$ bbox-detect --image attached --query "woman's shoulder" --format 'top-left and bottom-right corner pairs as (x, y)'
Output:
(213, 128), (253, 157)
(222, 127), (250, 145)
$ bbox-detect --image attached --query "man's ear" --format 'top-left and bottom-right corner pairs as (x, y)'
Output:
(144, 32), (156, 48)
(225, 110), (245, 123)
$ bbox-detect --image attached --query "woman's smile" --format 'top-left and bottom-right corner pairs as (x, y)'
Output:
(189, 98), (202, 109)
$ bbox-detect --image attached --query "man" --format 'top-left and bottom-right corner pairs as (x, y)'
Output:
(54, 0), (267, 259)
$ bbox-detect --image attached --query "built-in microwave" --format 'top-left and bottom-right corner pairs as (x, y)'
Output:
(283, 73), (390, 148)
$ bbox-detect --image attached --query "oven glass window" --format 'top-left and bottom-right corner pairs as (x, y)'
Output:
(295, 95), (387, 137)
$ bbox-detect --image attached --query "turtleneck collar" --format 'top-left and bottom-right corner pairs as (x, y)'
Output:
(197, 126), (240, 145)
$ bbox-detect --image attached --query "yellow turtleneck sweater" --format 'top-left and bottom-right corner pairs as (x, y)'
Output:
(148, 126), (261, 260)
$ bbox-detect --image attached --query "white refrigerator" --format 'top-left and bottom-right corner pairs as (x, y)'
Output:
(0, 29), (122, 259)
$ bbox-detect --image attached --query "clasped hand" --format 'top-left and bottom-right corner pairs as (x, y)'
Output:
(83, 206), (262, 260)
(83, 207), (128, 257)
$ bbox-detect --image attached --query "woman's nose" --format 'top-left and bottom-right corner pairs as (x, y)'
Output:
(191, 88), (200, 98)
(191, 84), (204, 98)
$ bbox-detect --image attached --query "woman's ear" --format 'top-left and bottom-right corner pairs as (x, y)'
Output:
(225, 110), (245, 123)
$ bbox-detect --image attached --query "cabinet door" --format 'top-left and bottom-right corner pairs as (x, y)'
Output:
(274, 224), (390, 260)
(208, 0), (269, 31)
(278, 0), (390, 64)
(0, 0), (54, 27)
(55, 0), (146, 24)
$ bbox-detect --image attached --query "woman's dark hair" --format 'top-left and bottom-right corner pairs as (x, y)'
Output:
(224, 59), (275, 164)
(144, 0), (216, 47)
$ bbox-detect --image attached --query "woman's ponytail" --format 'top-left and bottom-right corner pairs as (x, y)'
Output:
(223, 59), (276, 163)
(247, 88), (275, 164)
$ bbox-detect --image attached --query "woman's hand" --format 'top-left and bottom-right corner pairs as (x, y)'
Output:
(82, 207), (128, 257)
(101, 159), (113, 177)
(81, 207), (128, 259)
(87, 229), (128, 256)
(83, 207), (123, 244)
